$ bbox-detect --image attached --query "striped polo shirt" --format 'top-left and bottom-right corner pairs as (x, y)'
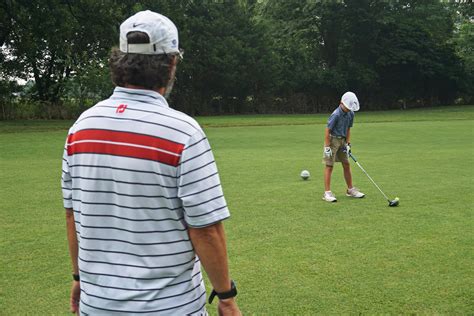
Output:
(61, 87), (230, 315)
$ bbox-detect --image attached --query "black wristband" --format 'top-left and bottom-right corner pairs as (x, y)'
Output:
(208, 280), (237, 304)
(72, 274), (80, 281)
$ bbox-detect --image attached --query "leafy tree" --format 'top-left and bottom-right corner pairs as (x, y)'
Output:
(375, 1), (463, 106)
(0, 0), (471, 118)
(453, 3), (474, 102)
(258, 0), (465, 109)
(173, 1), (277, 114)
(0, 0), (130, 102)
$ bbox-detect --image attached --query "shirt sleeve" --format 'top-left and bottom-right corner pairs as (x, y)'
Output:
(327, 113), (337, 131)
(61, 137), (73, 209)
(349, 113), (354, 128)
(177, 129), (230, 228)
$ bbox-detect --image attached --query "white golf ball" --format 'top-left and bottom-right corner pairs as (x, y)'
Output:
(300, 170), (310, 180)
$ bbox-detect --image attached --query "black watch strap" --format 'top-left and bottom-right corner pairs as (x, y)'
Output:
(208, 280), (237, 304)
(73, 274), (80, 281)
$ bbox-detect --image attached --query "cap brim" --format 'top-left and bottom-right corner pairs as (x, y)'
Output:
(342, 101), (359, 112)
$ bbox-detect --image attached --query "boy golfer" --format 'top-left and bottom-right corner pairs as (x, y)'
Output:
(322, 91), (365, 202)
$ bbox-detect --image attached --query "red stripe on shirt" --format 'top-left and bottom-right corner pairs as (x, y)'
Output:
(67, 129), (184, 155)
(66, 129), (184, 166)
(67, 142), (180, 166)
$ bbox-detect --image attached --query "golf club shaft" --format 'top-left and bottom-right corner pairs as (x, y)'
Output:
(354, 161), (390, 201)
(348, 152), (390, 201)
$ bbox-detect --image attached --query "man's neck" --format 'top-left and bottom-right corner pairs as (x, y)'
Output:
(124, 84), (164, 96)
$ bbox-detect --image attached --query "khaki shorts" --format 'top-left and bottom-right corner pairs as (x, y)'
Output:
(322, 136), (350, 166)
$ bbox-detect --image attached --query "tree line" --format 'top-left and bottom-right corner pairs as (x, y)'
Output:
(0, 0), (473, 119)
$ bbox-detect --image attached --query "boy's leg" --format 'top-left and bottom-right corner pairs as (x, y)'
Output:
(322, 138), (337, 191)
(323, 165), (337, 202)
(335, 143), (352, 189)
(324, 165), (333, 191)
(340, 158), (365, 198)
(335, 143), (364, 198)
(322, 136), (339, 202)
(342, 161), (353, 189)
(322, 138), (337, 202)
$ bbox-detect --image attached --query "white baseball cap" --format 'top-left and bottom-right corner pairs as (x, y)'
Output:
(341, 91), (360, 112)
(119, 10), (180, 55)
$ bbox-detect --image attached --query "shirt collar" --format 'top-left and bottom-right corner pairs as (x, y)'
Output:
(112, 86), (170, 108)
(338, 105), (349, 115)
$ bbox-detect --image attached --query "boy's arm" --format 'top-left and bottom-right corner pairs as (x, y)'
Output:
(346, 128), (351, 144)
(324, 128), (331, 147)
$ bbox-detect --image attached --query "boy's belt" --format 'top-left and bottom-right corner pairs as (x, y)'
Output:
(330, 134), (346, 139)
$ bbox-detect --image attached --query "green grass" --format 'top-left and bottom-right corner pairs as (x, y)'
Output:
(1, 105), (473, 314)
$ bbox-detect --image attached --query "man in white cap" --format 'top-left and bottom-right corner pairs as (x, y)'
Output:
(62, 10), (241, 315)
(322, 91), (365, 202)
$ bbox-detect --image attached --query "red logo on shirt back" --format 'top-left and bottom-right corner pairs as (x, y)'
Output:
(116, 104), (127, 113)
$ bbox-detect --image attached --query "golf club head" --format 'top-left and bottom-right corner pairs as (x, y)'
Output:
(388, 199), (399, 207)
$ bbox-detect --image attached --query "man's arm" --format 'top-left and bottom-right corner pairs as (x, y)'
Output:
(188, 222), (240, 315)
(66, 208), (80, 314)
(346, 128), (351, 144)
(66, 209), (79, 274)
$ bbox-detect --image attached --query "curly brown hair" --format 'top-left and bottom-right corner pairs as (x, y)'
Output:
(109, 32), (175, 90)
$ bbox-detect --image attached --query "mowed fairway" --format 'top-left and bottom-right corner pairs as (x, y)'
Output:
(0, 106), (473, 314)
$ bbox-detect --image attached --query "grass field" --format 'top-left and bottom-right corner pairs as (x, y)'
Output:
(1, 106), (473, 314)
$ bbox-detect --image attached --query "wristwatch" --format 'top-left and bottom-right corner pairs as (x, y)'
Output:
(72, 273), (80, 281)
(208, 280), (237, 304)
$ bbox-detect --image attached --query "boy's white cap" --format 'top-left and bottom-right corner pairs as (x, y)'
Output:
(341, 91), (360, 112)
(119, 10), (179, 55)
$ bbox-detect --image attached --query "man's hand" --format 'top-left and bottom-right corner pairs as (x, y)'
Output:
(70, 281), (80, 314)
(324, 146), (332, 158)
(218, 298), (241, 316)
(345, 143), (351, 154)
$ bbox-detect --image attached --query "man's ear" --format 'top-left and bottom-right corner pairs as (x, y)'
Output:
(170, 55), (178, 67)
(168, 55), (178, 77)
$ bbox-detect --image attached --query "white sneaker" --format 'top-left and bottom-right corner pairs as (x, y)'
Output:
(322, 191), (337, 202)
(346, 187), (365, 198)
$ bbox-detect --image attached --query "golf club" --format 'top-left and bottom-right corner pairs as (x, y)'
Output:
(347, 151), (399, 207)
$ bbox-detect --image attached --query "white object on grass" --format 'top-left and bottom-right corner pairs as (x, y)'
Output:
(300, 170), (310, 180)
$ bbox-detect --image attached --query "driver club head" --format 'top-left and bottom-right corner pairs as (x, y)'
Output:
(388, 198), (400, 207)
